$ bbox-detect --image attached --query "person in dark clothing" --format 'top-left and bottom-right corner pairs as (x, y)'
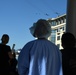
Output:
(61, 32), (76, 75)
(0, 34), (13, 75)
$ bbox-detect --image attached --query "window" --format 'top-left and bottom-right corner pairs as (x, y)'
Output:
(57, 36), (60, 40)
(51, 21), (56, 26)
(57, 44), (60, 48)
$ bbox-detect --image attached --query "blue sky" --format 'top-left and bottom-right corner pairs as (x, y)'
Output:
(0, 0), (67, 50)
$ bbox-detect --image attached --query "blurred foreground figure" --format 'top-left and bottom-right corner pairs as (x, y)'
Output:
(61, 32), (76, 75)
(18, 19), (63, 75)
(9, 44), (18, 75)
(0, 34), (13, 75)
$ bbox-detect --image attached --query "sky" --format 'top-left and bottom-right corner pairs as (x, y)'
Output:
(0, 0), (67, 50)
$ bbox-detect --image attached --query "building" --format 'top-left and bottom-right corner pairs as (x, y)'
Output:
(48, 14), (66, 49)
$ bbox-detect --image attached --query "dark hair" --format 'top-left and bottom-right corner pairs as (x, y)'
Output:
(1, 34), (9, 43)
(61, 32), (76, 48)
(33, 19), (51, 38)
(1, 34), (9, 39)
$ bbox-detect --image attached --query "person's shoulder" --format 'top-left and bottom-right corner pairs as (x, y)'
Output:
(0, 43), (10, 48)
(47, 40), (59, 47)
(23, 40), (36, 48)
(4, 45), (11, 52)
(41, 40), (60, 51)
(6, 44), (10, 47)
(5, 44), (11, 48)
(26, 40), (36, 45)
(0, 44), (10, 48)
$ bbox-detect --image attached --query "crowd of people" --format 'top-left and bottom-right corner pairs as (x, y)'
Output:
(0, 19), (76, 75)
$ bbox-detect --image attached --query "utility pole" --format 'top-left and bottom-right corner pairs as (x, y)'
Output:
(66, 0), (76, 38)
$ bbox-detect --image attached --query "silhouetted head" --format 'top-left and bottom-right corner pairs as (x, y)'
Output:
(61, 32), (76, 48)
(30, 19), (51, 39)
(1, 34), (9, 44)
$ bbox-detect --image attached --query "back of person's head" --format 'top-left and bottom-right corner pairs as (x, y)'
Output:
(30, 19), (51, 39)
(61, 32), (76, 48)
(1, 34), (9, 44)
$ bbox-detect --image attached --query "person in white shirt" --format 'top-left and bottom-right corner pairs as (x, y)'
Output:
(18, 19), (63, 75)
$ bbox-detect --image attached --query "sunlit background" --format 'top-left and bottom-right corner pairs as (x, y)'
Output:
(0, 0), (67, 50)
